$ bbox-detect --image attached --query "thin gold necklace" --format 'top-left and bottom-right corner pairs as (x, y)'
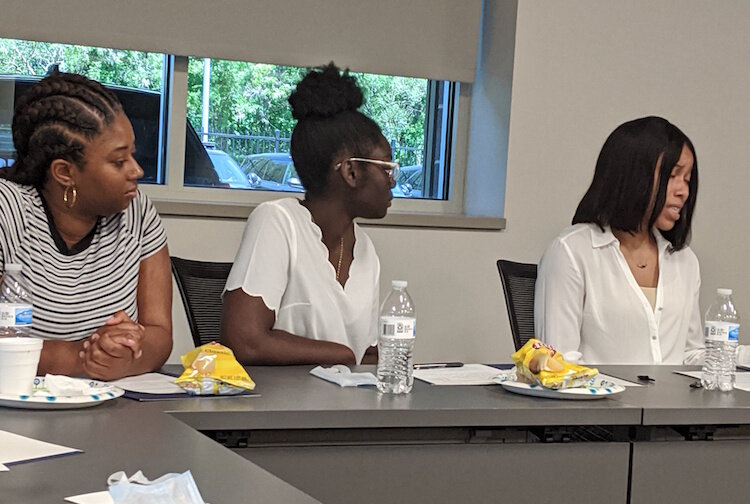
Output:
(308, 209), (345, 281)
(336, 235), (344, 281)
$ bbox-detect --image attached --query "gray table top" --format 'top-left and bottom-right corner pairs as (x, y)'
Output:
(5, 363), (750, 503)
(0, 399), (319, 504)
(163, 364), (750, 430)
(600, 364), (750, 425)
(163, 364), (642, 430)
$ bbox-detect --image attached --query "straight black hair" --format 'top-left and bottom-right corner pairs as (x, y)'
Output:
(572, 116), (698, 251)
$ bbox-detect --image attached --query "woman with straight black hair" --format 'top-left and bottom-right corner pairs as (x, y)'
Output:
(533, 116), (750, 365)
(221, 63), (395, 365)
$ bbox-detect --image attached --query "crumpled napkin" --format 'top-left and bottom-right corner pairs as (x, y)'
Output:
(44, 374), (115, 396)
(310, 365), (377, 387)
(107, 470), (206, 503)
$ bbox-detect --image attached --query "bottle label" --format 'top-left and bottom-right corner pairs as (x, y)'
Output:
(0, 303), (32, 327)
(380, 316), (416, 339)
(704, 321), (739, 342)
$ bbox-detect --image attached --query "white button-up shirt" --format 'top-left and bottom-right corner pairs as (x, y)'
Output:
(534, 223), (706, 365)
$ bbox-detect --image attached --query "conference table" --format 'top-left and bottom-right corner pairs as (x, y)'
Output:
(2, 365), (750, 503)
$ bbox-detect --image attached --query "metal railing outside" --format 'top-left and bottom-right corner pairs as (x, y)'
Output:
(199, 130), (423, 168)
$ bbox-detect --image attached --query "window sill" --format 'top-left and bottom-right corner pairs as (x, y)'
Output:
(152, 199), (505, 230)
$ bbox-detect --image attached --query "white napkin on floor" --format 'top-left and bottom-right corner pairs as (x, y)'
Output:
(310, 365), (377, 387)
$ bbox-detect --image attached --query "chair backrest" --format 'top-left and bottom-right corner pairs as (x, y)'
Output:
(496, 259), (538, 351)
(171, 256), (233, 347)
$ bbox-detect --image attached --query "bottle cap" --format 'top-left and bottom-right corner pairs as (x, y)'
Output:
(391, 280), (408, 288)
(717, 288), (732, 296)
(4, 264), (22, 272)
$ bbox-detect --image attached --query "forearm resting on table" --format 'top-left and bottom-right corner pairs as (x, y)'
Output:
(221, 289), (357, 365)
(37, 340), (85, 376)
(38, 326), (171, 379)
(223, 328), (357, 365)
(124, 324), (172, 375)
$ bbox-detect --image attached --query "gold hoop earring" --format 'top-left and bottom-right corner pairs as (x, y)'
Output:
(63, 185), (78, 209)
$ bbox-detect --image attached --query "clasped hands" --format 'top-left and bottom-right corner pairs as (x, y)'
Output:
(79, 311), (145, 380)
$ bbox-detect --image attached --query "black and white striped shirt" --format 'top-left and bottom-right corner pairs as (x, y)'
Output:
(0, 179), (167, 341)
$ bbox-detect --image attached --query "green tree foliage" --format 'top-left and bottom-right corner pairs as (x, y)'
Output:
(186, 59), (427, 163)
(0, 39), (162, 90)
(186, 59), (305, 137)
(1, 38), (427, 164)
(356, 73), (427, 154)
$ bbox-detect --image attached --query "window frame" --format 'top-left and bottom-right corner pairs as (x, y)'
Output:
(0, 42), (502, 230)
(139, 57), (500, 229)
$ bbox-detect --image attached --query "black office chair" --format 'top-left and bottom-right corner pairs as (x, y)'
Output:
(496, 259), (537, 351)
(171, 256), (233, 347)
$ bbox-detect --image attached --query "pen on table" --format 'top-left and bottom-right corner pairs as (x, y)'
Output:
(414, 362), (463, 370)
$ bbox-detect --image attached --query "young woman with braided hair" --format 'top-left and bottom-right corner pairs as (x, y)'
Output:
(221, 63), (395, 365)
(0, 71), (172, 380)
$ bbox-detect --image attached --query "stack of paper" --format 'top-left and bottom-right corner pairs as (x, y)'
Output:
(413, 364), (503, 385)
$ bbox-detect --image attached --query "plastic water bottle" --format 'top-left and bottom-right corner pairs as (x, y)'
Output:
(0, 264), (33, 337)
(701, 288), (740, 391)
(376, 280), (416, 394)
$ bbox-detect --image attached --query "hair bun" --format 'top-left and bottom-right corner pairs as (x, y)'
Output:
(289, 62), (363, 120)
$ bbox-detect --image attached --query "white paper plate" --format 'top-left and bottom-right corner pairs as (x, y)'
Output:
(499, 380), (625, 400)
(0, 376), (124, 409)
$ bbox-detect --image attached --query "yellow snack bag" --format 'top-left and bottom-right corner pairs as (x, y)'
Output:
(511, 339), (598, 389)
(175, 342), (255, 395)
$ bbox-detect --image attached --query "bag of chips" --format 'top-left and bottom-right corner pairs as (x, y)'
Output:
(175, 342), (255, 395)
(511, 339), (598, 389)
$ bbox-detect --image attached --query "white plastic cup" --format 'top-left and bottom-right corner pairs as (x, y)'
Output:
(0, 337), (43, 395)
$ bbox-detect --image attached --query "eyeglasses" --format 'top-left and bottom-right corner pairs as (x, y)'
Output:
(336, 157), (400, 180)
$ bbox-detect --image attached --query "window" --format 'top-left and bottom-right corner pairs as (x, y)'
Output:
(0, 38), (167, 182)
(184, 58), (453, 200)
(0, 37), (461, 216)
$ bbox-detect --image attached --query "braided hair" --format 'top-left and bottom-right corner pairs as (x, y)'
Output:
(4, 71), (123, 187)
(288, 63), (386, 195)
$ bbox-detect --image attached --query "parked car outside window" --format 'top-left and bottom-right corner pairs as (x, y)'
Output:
(393, 165), (423, 198)
(0, 75), (226, 188)
(243, 152), (304, 193)
(205, 147), (259, 189)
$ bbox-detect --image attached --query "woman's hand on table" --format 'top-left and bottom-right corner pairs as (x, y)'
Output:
(79, 311), (145, 380)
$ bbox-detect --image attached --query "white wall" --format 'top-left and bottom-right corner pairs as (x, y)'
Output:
(166, 0), (750, 363)
(504, 0), (750, 343)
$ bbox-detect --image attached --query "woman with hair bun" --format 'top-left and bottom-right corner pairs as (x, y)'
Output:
(221, 63), (395, 365)
(0, 71), (172, 380)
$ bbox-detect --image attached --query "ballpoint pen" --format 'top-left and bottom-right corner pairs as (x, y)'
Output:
(413, 362), (463, 370)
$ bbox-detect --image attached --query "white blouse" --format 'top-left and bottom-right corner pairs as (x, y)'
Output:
(225, 198), (380, 364)
(534, 223), (706, 365)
